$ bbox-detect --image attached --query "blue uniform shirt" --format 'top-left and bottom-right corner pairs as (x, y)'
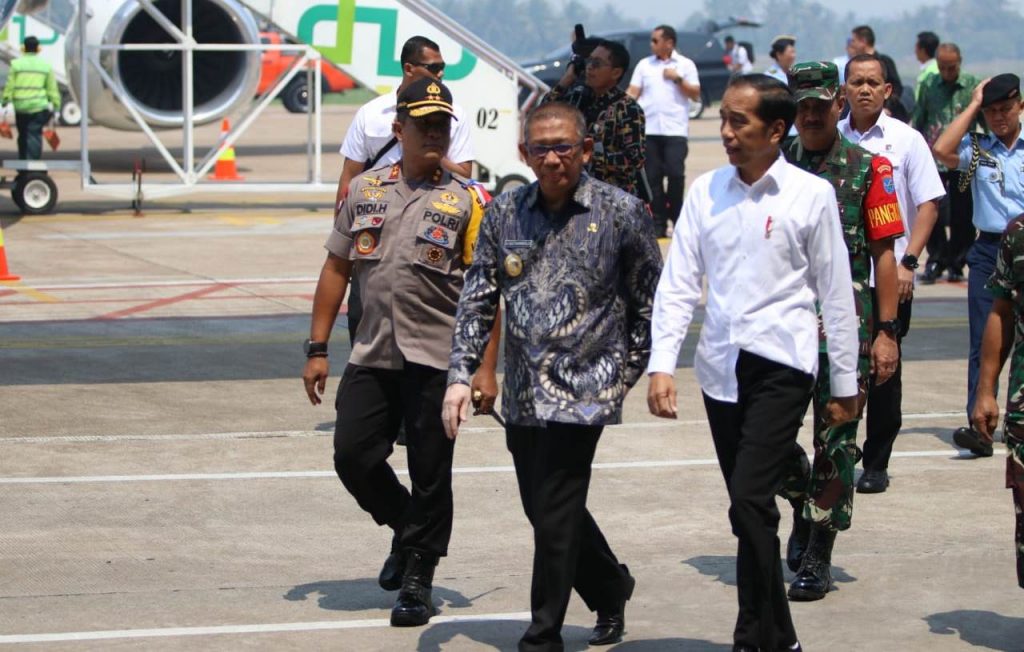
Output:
(957, 131), (1024, 233)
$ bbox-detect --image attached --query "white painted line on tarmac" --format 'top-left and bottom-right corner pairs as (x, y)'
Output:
(0, 411), (967, 445)
(0, 449), (998, 485)
(37, 225), (329, 241)
(28, 276), (318, 291)
(0, 611), (533, 644)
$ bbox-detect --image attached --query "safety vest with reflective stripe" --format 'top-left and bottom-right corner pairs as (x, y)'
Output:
(2, 53), (60, 114)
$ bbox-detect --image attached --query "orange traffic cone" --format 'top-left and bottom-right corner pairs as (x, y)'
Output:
(208, 118), (243, 181)
(0, 222), (21, 281)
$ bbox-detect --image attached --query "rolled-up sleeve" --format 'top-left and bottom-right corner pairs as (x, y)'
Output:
(325, 188), (355, 258)
(955, 133), (973, 173)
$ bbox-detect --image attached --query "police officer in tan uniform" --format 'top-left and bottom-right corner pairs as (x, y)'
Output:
(302, 78), (497, 627)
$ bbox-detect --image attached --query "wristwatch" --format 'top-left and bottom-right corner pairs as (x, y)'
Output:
(877, 319), (901, 336)
(303, 338), (328, 358)
(900, 254), (919, 270)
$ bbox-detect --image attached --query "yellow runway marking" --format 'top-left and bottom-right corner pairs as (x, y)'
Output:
(0, 281), (60, 303)
(218, 215), (283, 226)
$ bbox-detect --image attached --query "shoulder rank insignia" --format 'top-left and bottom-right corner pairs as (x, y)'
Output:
(432, 201), (462, 216)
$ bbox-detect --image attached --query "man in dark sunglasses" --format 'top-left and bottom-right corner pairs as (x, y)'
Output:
(542, 38), (647, 200)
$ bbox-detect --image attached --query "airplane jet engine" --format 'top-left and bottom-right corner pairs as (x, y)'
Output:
(66, 0), (261, 130)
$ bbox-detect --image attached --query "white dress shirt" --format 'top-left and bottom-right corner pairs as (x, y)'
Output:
(339, 92), (474, 166)
(647, 158), (860, 403)
(838, 111), (945, 265)
(729, 44), (753, 74)
(629, 51), (700, 137)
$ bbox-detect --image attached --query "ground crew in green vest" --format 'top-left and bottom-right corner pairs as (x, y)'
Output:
(778, 61), (905, 601)
(1, 36), (60, 162)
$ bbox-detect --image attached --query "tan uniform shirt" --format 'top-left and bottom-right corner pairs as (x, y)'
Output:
(326, 163), (484, 371)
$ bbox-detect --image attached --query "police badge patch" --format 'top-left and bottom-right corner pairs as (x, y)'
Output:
(426, 246), (445, 263)
(355, 231), (378, 255)
(423, 225), (452, 246)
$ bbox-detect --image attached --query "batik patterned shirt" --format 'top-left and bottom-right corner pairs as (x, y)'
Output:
(448, 174), (662, 426)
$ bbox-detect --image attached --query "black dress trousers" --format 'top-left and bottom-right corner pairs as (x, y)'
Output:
(332, 361), (455, 557)
(506, 422), (632, 652)
(703, 350), (814, 650)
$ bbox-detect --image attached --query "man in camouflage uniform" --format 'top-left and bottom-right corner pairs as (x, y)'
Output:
(971, 214), (1024, 590)
(778, 62), (905, 601)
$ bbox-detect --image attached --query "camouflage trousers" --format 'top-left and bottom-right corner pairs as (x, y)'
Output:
(779, 352), (867, 532)
(1003, 426), (1024, 589)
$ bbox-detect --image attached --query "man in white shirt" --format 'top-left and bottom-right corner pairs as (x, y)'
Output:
(627, 25), (701, 238)
(647, 74), (860, 652)
(334, 35), (475, 346)
(724, 35), (753, 74)
(838, 53), (944, 493)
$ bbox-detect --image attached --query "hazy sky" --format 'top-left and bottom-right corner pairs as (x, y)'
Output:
(596, 0), (1024, 25)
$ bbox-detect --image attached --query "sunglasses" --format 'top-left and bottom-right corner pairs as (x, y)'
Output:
(414, 61), (446, 75)
(524, 141), (582, 159)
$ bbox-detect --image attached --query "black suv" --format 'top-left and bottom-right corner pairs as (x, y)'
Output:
(520, 20), (758, 119)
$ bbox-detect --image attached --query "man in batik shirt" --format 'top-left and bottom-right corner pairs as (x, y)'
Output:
(442, 101), (662, 651)
(971, 214), (1024, 590)
(543, 38), (646, 198)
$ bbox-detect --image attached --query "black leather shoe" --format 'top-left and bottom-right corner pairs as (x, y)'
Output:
(953, 426), (994, 457)
(856, 469), (889, 493)
(390, 551), (437, 627)
(731, 645), (758, 652)
(588, 569), (636, 645)
(378, 549), (406, 591)
(786, 504), (810, 573)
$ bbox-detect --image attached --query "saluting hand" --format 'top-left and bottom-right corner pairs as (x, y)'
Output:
(647, 372), (678, 419)
(302, 357), (329, 406)
(442, 383), (473, 440)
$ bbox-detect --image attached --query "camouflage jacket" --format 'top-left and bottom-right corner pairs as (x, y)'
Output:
(783, 132), (904, 358)
(987, 216), (1024, 434)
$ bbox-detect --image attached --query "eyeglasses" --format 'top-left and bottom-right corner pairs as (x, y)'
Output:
(413, 61), (446, 75)
(585, 58), (610, 69)
(524, 141), (583, 159)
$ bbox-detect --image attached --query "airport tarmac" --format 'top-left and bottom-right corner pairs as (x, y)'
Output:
(0, 109), (1021, 651)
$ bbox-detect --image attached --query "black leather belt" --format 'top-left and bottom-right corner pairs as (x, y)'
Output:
(978, 231), (1003, 243)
